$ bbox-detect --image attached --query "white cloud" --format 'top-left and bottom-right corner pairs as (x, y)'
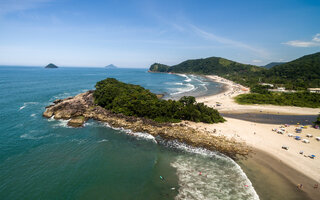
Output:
(312, 33), (320, 42)
(189, 24), (268, 57)
(252, 59), (262, 63)
(283, 33), (320, 47)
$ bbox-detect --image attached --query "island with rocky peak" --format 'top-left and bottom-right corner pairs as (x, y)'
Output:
(45, 63), (58, 68)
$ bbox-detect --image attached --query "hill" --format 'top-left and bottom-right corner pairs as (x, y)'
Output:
(45, 63), (58, 68)
(105, 64), (118, 69)
(149, 52), (320, 89)
(264, 52), (320, 89)
(150, 57), (266, 87)
(93, 78), (225, 123)
(262, 62), (285, 69)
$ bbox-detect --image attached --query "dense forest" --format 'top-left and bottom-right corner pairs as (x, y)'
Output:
(236, 84), (320, 108)
(149, 52), (320, 89)
(235, 92), (320, 108)
(262, 62), (285, 69)
(93, 78), (225, 123)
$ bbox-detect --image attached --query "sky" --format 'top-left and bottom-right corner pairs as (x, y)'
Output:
(0, 0), (319, 68)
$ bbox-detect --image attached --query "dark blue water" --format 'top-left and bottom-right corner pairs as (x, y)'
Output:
(0, 66), (259, 200)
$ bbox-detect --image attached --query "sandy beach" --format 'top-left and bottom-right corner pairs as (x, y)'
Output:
(193, 75), (320, 199)
(197, 75), (320, 115)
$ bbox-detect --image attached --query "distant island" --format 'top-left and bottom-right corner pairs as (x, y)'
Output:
(45, 63), (58, 68)
(105, 64), (118, 69)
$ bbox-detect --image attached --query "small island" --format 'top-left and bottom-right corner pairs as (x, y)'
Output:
(45, 63), (58, 68)
(105, 64), (118, 69)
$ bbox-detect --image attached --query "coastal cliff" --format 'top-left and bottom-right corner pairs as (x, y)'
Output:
(43, 91), (250, 159)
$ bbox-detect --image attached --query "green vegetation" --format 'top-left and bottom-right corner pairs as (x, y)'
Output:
(250, 85), (271, 94)
(262, 62), (285, 69)
(149, 52), (320, 89)
(154, 56), (265, 87)
(235, 92), (320, 108)
(149, 63), (170, 72)
(93, 78), (225, 123)
(264, 53), (320, 89)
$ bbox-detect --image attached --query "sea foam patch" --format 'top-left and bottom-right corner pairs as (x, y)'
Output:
(84, 121), (157, 143)
(19, 102), (39, 110)
(165, 140), (259, 200)
(51, 119), (71, 128)
(102, 122), (157, 143)
(20, 133), (54, 140)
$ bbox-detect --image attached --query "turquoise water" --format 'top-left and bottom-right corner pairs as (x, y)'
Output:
(0, 66), (259, 200)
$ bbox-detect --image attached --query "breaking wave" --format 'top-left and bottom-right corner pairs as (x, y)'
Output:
(165, 140), (259, 200)
(19, 102), (39, 110)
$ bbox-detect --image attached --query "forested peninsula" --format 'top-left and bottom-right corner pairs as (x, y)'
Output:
(93, 78), (224, 123)
(43, 79), (249, 159)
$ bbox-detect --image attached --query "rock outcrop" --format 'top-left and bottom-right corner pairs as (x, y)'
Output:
(45, 63), (58, 68)
(43, 91), (250, 159)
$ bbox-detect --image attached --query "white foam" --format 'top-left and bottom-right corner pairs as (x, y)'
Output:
(52, 92), (71, 100)
(47, 115), (55, 122)
(83, 121), (156, 143)
(20, 133), (53, 140)
(200, 83), (208, 91)
(170, 83), (196, 95)
(19, 102), (38, 110)
(97, 139), (109, 143)
(166, 82), (184, 86)
(71, 139), (87, 144)
(52, 119), (71, 128)
(30, 113), (36, 117)
(127, 131), (157, 142)
(164, 140), (259, 200)
(102, 122), (157, 143)
(176, 74), (192, 82)
(161, 140), (228, 161)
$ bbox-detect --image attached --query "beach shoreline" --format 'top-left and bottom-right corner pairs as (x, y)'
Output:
(192, 75), (320, 199)
(239, 148), (319, 200)
(197, 75), (320, 116)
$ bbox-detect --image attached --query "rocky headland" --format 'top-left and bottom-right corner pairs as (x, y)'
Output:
(43, 91), (250, 159)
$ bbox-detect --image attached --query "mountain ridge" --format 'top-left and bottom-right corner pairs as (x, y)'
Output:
(149, 52), (320, 89)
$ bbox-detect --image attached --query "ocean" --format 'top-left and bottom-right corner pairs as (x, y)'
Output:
(0, 66), (259, 200)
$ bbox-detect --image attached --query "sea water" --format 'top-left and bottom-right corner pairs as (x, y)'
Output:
(0, 66), (259, 200)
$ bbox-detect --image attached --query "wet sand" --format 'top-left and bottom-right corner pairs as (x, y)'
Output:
(238, 149), (320, 200)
